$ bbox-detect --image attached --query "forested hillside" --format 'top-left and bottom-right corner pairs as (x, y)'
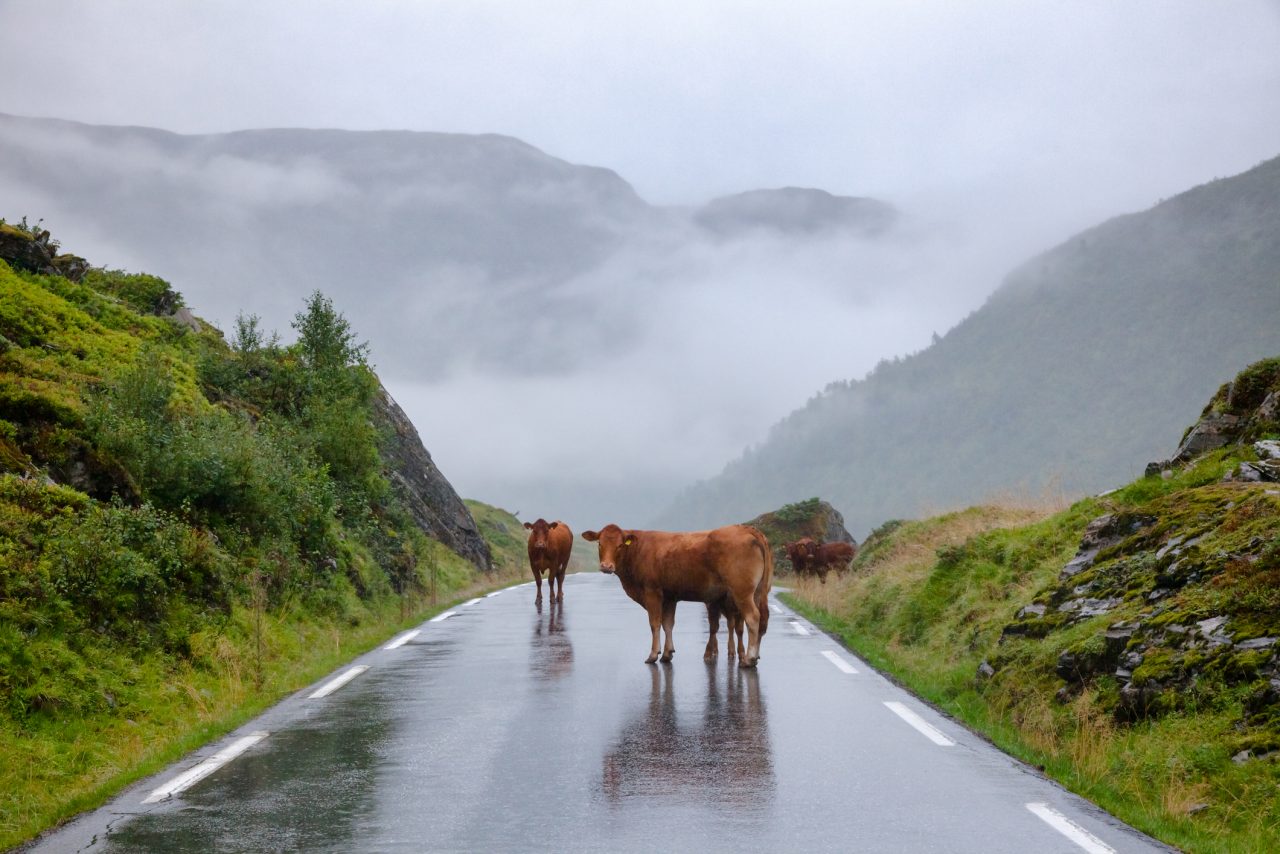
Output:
(0, 219), (501, 847)
(662, 153), (1280, 536)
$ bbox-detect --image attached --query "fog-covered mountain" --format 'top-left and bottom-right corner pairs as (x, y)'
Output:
(1, 112), (924, 526)
(658, 154), (1280, 537)
(0, 113), (902, 382)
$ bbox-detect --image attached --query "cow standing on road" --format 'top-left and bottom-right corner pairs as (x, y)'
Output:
(582, 524), (773, 667)
(525, 518), (573, 605)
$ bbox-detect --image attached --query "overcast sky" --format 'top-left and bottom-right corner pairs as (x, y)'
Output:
(3, 1), (1280, 527)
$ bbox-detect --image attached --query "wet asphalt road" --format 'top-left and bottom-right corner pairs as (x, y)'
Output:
(30, 574), (1170, 853)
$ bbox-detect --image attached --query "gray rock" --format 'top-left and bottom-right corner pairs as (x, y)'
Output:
(1059, 513), (1156, 580)
(1232, 750), (1254, 765)
(1236, 637), (1278, 651)
(1256, 439), (1280, 461)
(168, 307), (203, 332)
(1197, 616), (1228, 636)
(976, 660), (995, 679)
(1058, 597), (1121, 618)
(373, 383), (492, 571)
(1175, 411), (1242, 461)
(1258, 391), (1280, 422)
(1016, 603), (1047, 619)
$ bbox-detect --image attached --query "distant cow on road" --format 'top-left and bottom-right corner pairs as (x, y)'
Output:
(583, 524), (773, 667)
(525, 519), (573, 604)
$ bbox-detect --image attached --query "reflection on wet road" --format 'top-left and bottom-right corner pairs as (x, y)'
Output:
(37, 575), (1170, 853)
(602, 662), (773, 807)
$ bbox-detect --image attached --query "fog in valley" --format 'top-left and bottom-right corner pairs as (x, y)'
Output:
(3, 1), (1280, 531)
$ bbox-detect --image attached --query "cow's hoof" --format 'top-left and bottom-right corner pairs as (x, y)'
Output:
(703, 653), (715, 663)
(739, 657), (759, 669)
(660, 652), (673, 663)
(644, 654), (659, 664)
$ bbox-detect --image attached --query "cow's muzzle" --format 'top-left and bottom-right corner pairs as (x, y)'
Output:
(599, 562), (616, 574)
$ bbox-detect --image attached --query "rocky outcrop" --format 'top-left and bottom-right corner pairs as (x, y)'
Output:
(0, 221), (88, 281)
(744, 497), (858, 573)
(1148, 358), (1280, 475)
(373, 384), (492, 571)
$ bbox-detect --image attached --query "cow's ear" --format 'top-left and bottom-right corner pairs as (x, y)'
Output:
(549, 521), (559, 529)
(524, 522), (533, 530)
(622, 533), (636, 547)
(582, 530), (599, 542)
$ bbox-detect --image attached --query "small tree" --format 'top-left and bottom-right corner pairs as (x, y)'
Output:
(291, 291), (369, 375)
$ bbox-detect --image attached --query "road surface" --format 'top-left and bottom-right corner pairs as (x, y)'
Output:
(28, 574), (1170, 853)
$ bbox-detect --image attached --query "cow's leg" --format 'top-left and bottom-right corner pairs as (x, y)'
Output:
(556, 568), (566, 603)
(731, 591), (762, 668)
(819, 567), (828, 584)
(704, 603), (721, 662)
(643, 590), (664, 664)
(533, 564), (544, 603)
(733, 612), (746, 659)
(659, 599), (677, 662)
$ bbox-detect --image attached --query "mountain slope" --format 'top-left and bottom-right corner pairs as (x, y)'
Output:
(660, 154), (1280, 536)
(784, 355), (1280, 851)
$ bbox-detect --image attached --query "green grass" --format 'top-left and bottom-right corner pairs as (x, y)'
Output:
(1, 564), (526, 850)
(782, 469), (1280, 852)
(0, 232), (508, 848)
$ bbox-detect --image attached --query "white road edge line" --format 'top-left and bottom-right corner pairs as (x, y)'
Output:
(485, 589), (505, 598)
(383, 629), (420, 650)
(790, 620), (811, 636)
(884, 701), (955, 746)
(307, 665), (369, 699)
(1026, 803), (1116, 854)
(141, 731), (268, 804)
(820, 649), (857, 674)
(429, 611), (456, 623)
(461, 598), (482, 607)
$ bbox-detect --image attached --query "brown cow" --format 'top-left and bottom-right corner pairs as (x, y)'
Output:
(524, 518), (573, 604)
(785, 537), (818, 576)
(810, 540), (856, 582)
(582, 524), (773, 667)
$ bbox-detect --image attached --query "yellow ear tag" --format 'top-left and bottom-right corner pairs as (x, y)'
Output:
(623, 537), (633, 546)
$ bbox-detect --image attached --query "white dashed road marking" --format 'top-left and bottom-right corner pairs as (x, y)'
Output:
(790, 621), (811, 636)
(429, 611), (456, 623)
(485, 589), (505, 598)
(1026, 803), (1115, 854)
(820, 649), (858, 674)
(884, 701), (955, 746)
(142, 732), (269, 803)
(383, 630), (420, 650)
(307, 665), (369, 699)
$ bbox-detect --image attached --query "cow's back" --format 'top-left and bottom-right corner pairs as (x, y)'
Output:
(623, 525), (767, 601)
(549, 522), (574, 566)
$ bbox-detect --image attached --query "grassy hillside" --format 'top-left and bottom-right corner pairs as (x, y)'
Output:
(785, 357), (1280, 852)
(663, 153), (1280, 536)
(0, 220), (505, 848)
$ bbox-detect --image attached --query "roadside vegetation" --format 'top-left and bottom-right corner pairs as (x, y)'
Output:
(0, 221), (510, 849)
(784, 358), (1280, 853)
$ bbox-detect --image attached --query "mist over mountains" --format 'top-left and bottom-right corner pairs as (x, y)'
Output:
(659, 154), (1280, 536)
(5, 112), (994, 527)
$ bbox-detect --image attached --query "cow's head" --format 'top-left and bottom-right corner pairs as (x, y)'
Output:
(524, 518), (559, 552)
(581, 524), (635, 574)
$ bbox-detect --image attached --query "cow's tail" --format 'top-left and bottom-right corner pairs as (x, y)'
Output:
(745, 526), (773, 638)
